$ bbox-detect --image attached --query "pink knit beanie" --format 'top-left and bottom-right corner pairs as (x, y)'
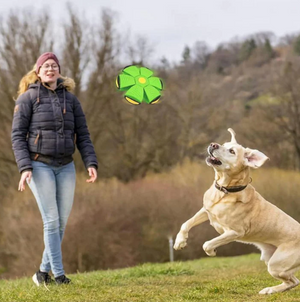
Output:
(36, 52), (60, 74)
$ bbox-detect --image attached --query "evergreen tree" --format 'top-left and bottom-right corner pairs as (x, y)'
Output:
(239, 39), (257, 62)
(264, 38), (274, 59)
(182, 45), (191, 63)
(293, 35), (300, 55)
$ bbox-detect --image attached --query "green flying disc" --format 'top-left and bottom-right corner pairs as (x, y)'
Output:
(116, 65), (163, 105)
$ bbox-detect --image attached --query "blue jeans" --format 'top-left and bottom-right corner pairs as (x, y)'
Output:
(28, 161), (76, 277)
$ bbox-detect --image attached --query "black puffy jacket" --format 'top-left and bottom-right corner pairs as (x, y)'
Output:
(11, 78), (98, 173)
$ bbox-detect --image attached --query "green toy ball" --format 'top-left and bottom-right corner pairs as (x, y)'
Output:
(116, 65), (163, 105)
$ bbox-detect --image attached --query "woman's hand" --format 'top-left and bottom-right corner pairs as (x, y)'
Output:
(86, 167), (97, 183)
(18, 171), (32, 191)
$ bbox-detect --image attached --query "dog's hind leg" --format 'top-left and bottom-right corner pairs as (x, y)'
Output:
(259, 243), (300, 294)
(253, 243), (277, 265)
(174, 207), (208, 250)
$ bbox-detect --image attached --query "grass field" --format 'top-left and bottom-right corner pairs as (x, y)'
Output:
(1, 253), (300, 302)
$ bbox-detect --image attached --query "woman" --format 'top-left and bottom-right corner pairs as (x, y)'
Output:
(11, 52), (98, 286)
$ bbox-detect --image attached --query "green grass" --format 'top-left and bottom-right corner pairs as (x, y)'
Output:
(1, 254), (300, 302)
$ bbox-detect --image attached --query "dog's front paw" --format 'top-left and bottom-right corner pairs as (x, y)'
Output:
(173, 232), (188, 250)
(203, 241), (217, 256)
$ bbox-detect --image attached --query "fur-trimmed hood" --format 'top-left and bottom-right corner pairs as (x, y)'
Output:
(28, 77), (75, 92)
(17, 69), (76, 97)
(28, 74), (75, 92)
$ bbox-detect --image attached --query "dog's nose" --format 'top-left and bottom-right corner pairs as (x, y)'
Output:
(210, 143), (219, 149)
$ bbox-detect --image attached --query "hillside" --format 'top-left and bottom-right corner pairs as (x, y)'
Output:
(0, 254), (299, 302)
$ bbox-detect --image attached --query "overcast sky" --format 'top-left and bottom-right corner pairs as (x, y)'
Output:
(0, 0), (299, 63)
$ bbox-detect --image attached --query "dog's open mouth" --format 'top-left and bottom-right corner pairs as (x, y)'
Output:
(206, 150), (222, 166)
(207, 156), (222, 165)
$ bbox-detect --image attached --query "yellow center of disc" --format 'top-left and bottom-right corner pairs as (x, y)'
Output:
(138, 77), (146, 84)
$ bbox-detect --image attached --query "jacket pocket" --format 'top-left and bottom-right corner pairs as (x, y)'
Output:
(65, 133), (75, 155)
(34, 130), (42, 153)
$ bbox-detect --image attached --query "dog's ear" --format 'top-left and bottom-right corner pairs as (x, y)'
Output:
(228, 128), (237, 144)
(244, 148), (269, 168)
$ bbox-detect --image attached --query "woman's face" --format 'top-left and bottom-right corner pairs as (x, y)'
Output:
(37, 59), (60, 85)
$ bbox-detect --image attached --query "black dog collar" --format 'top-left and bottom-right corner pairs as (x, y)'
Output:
(215, 181), (247, 194)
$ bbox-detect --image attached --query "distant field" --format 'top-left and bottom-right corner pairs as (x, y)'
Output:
(0, 254), (299, 302)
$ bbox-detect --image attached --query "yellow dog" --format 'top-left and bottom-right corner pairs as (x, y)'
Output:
(174, 128), (300, 294)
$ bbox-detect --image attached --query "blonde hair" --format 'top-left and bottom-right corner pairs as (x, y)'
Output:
(17, 64), (76, 97)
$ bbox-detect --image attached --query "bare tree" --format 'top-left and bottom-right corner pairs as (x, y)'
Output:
(62, 3), (90, 97)
(192, 41), (210, 69)
(250, 31), (276, 47)
(0, 9), (53, 117)
(85, 8), (119, 114)
(125, 35), (154, 66)
(0, 9), (53, 185)
(279, 33), (298, 46)
(268, 60), (300, 169)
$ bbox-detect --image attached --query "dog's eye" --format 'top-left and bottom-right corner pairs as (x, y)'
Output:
(229, 149), (235, 155)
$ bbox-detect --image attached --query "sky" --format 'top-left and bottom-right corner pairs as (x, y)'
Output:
(0, 0), (300, 63)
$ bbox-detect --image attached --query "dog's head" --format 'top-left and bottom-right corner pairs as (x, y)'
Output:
(206, 128), (269, 174)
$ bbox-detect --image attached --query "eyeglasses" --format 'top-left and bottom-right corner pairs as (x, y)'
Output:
(40, 64), (59, 70)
